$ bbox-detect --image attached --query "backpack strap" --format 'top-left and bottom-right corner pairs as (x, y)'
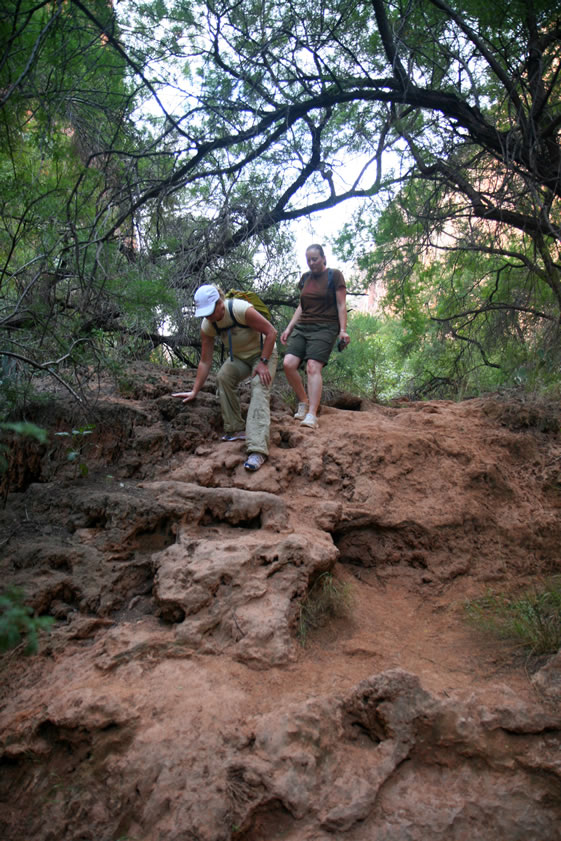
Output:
(227, 298), (243, 327)
(212, 298), (253, 362)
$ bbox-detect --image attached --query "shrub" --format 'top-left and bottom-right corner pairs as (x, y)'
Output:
(297, 572), (353, 646)
(0, 589), (54, 654)
(464, 577), (561, 656)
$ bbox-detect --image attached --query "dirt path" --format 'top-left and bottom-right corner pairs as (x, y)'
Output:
(293, 566), (538, 702)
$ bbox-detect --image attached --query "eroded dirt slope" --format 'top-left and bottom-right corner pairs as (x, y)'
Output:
(1, 363), (561, 841)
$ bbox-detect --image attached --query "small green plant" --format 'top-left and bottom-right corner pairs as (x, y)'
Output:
(54, 424), (95, 477)
(464, 576), (561, 656)
(0, 588), (54, 654)
(297, 572), (353, 646)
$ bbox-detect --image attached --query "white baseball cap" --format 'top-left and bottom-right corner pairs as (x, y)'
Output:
(194, 285), (220, 317)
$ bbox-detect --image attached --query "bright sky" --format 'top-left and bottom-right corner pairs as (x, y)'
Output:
(292, 210), (353, 276)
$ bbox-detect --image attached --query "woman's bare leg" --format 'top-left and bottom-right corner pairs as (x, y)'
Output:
(283, 354), (308, 403)
(306, 359), (325, 416)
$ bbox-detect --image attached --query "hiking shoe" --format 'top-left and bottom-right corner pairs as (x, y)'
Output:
(244, 453), (266, 471)
(293, 402), (309, 420)
(221, 431), (246, 441)
(300, 413), (318, 429)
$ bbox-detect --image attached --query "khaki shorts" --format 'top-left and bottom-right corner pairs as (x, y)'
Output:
(285, 322), (339, 365)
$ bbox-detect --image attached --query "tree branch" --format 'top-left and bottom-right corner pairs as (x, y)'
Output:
(0, 349), (84, 404)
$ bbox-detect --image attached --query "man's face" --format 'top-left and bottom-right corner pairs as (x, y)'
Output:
(306, 249), (326, 275)
(206, 299), (225, 322)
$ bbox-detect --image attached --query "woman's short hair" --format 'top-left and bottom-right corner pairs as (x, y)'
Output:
(306, 243), (325, 258)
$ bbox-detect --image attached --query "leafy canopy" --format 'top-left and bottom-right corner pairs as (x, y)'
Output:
(1, 0), (561, 404)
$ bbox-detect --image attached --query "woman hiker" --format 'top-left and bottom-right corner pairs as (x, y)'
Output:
(172, 284), (278, 471)
(280, 244), (350, 428)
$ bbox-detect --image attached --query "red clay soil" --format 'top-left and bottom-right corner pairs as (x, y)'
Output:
(1, 363), (560, 841)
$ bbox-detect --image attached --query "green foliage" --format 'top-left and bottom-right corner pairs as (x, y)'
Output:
(0, 420), (47, 474)
(465, 578), (561, 656)
(0, 588), (54, 654)
(54, 425), (95, 478)
(2, 0), (561, 400)
(0, 0), (172, 394)
(0, 422), (47, 443)
(337, 174), (561, 400)
(297, 572), (353, 646)
(322, 312), (404, 401)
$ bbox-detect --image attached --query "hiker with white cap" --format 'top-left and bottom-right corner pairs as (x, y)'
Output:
(172, 285), (278, 471)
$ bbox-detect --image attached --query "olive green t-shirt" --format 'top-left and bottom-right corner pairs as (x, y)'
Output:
(298, 268), (345, 324)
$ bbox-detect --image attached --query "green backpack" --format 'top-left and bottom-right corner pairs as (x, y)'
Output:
(224, 289), (272, 321)
(212, 289), (272, 361)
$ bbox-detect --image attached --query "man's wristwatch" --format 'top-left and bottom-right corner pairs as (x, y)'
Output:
(260, 357), (269, 365)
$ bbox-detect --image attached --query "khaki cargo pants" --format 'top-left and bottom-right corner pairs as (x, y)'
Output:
(216, 347), (278, 455)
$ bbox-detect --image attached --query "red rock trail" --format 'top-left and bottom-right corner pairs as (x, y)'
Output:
(1, 364), (560, 840)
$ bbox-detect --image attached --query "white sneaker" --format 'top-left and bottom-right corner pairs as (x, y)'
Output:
(300, 412), (318, 429)
(293, 402), (308, 420)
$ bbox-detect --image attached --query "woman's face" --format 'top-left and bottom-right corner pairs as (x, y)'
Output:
(306, 248), (326, 275)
